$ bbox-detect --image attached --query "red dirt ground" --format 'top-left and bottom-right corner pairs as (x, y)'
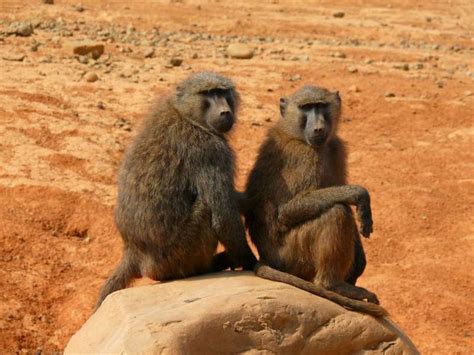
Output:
(0, 0), (473, 353)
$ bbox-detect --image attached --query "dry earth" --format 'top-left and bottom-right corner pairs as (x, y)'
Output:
(0, 0), (473, 353)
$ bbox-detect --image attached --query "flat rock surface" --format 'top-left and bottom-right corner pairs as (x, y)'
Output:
(65, 272), (418, 354)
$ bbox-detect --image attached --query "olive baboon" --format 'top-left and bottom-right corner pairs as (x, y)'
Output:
(244, 86), (387, 317)
(96, 72), (256, 309)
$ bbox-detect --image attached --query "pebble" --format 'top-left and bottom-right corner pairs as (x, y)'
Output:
(464, 91), (473, 97)
(10, 23), (34, 37)
(227, 43), (254, 59)
(333, 52), (346, 59)
(74, 4), (85, 12)
(143, 47), (155, 58)
(170, 57), (183, 67)
(84, 72), (98, 82)
(394, 63), (409, 71)
(385, 92), (396, 98)
(2, 53), (26, 62)
(333, 11), (345, 18)
(436, 80), (444, 88)
(67, 41), (104, 59)
(97, 101), (105, 109)
(289, 74), (301, 82)
(349, 85), (361, 93)
(217, 58), (228, 66)
(42, 0), (54, 3)
(347, 66), (358, 73)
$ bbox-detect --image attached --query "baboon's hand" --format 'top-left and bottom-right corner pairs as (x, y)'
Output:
(354, 187), (373, 238)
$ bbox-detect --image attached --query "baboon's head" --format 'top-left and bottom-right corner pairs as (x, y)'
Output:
(278, 86), (341, 147)
(174, 72), (240, 134)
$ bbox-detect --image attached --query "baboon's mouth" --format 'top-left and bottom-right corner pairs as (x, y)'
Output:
(307, 136), (327, 147)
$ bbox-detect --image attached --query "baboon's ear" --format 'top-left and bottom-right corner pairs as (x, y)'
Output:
(280, 97), (288, 117)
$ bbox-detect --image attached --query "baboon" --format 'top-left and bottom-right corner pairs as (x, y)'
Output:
(244, 86), (387, 317)
(96, 72), (256, 309)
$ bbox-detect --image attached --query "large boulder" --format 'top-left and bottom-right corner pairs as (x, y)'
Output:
(65, 272), (418, 354)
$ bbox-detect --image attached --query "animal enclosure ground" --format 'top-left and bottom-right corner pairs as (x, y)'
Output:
(0, 0), (473, 353)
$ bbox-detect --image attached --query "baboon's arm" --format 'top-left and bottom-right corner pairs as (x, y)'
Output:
(196, 167), (256, 270)
(278, 185), (373, 237)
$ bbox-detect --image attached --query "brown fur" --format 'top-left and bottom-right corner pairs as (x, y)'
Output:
(245, 86), (387, 317)
(96, 72), (256, 310)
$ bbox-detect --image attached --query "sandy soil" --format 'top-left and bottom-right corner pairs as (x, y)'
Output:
(0, 0), (473, 353)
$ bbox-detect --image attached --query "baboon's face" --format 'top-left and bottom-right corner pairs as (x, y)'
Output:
(280, 98), (334, 147)
(201, 89), (236, 134)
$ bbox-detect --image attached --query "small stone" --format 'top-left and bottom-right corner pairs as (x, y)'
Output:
(67, 41), (104, 59)
(11, 23), (34, 37)
(394, 63), (409, 71)
(77, 55), (89, 64)
(42, 0), (54, 3)
(74, 4), (85, 12)
(143, 47), (154, 58)
(97, 101), (105, 109)
(217, 58), (228, 66)
(333, 52), (346, 59)
(39, 55), (53, 63)
(2, 53), (26, 62)
(227, 43), (254, 59)
(436, 80), (444, 88)
(365, 58), (373, 64)
(170, 57), (183, 67)
(349, 85), (360, 93)
(289, 74), (301, 82)
(413, 63), (424, 70)
(84, 72), (98, 82)
(464, 91), (473, 97)
(347, 66), (358, 73)
(385, 92), (396, 98)
(191, 53), (198, 59)
(30, 42), (40, 52)
(333, 11), (345, 18)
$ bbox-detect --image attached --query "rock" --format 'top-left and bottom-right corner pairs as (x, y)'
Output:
(227, 43), (254, 59)
(385, 92), (396, 98)
(9, 23), (34, 37)
(143, 47), (155, 58)
(289, 74), (301, 82)
(74, 4), (85, 12)
(2, 53), (26, 62)
(66, 41), (104, 59)
(42, 0), (54, 4)
(332, 52), (346, 59)
(349, 85), (361, 93)
(84, 72), (98, 82)
(464, 90), (473, 97)
(65, 273), (418, 354)
(347, 66), (358, 73)
(394, 63), (410, 71)
(333, 11), (345, 18)
(169, 57), (183, 67)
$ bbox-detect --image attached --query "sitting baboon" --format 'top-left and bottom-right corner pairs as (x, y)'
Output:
(244, 86), (387, 317)
(96, 72), (256, 309)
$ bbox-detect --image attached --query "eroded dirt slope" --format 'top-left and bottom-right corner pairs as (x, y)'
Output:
(0, 0), (473, 353)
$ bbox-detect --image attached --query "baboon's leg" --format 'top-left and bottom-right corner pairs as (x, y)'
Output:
(95, 253), (140, 310)
(313, 204), (379, 304)
(144, 200), (219, 281)
(345, 231), (367, 285)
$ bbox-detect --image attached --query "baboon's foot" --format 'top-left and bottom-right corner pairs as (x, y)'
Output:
(330, 282), (380, 305)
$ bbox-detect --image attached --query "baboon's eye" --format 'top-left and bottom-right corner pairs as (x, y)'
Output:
(300, 104), (314, 111)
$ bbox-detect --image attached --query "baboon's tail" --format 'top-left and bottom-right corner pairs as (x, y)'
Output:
(95, 257), (139, 311)
(254, 262), (388, 318)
